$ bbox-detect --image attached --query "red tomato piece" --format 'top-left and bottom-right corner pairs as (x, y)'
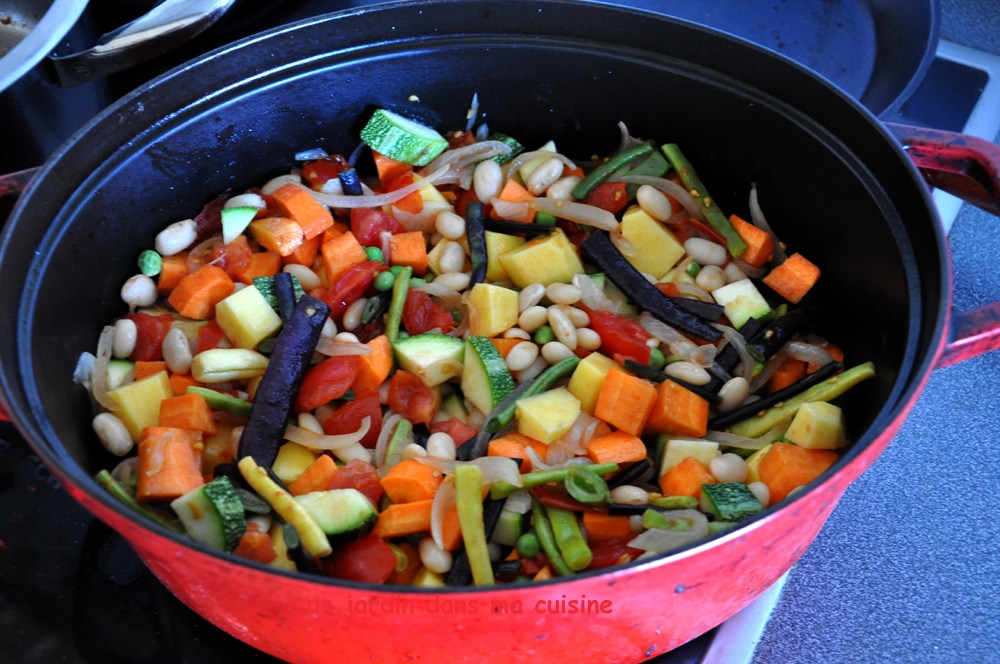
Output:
(428, 417), (478, 448)
(402, 289), (454, 336)
(296, 355), (361, 412)
(383, 171), (423, 214)
(387, 370), (440, 425)
(125, 312), (174, 362)
(301, 155), (351, 190)
(321, 533), (397, 584)
(319, 260), (385, 321)
(531, 486), (593, 513)
(587, 309), (652, 364)
(232, 523), (278, 564)
(325, 458), (384, 506)
(323, 392), (383, 448)
(349, 208), (406, 247)
(582, 181), (630, 215)
(208, 234), (252, 281)
(586, 536), (644, 570)
(196, 320), (227, 354)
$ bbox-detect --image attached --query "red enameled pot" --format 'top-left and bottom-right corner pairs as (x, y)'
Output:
(2, 2), (1000, 662)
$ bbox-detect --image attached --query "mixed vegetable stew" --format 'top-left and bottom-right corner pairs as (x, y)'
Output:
(78, 105), (874, 585)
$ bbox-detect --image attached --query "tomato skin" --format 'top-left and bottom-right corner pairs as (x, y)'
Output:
(587, 309), (652, 364)
(208, 234), (252, 281)
(323, 392), (383, 448)
(325, 458), (384, 506)
(531, 486), (593, 513)
(582, 181), (630, 215)
(387, 370), (440, 425)
(402, 290), (454, 335)
(192, 193), (227, 241)
(301, 155), (351, 190)
(196, 320), (227, 354)
(319, 260), (385, 321)
(125, 312), (173, 361)
(586, 536), (644, 570)
(321, 533), (397, 584)
(349, 208), (406, 247)
(382, 170), (424, 214)
(428, 417), (478, 448)
(296, 355), (361, 412)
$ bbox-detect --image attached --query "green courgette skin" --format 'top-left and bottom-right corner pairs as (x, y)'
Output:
(238, 295), (330, 468)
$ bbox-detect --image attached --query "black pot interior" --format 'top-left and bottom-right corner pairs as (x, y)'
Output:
(0, 0), (947, 520)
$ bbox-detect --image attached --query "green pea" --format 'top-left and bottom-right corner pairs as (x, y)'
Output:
(137, 249), (162, 277)
(649, 347), (666, 370)
(389, 265), (404, 277)
(535, 211), (557, 226)
(365, 247), (384, 263)
(534, 325), (555, 345)
(516, 531), (541, 558)
(686, 261), (701, 277)
(374, 271), (397, 292)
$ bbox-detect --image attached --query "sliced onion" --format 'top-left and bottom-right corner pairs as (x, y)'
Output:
(749, 183), (787, 264)
(785, 341), (835, 367)
(392, 200), (454, 234)
(418, 141), (512, 183)
(548, 412), (601, 465)
(749, 349), (788, 394)
(308, 165), (449, 209)
(616, 121), (645, 151)
(501, 149), (577, 180)
(715, 323), (755, 380)
(532, 197), (618, 231)
(524, 446), (552, 471)
(314, 338), (373, 357)
(374, 412), (404, 469)
(703, 430), (772, 451)
(490, 197), (534, 223)
(295, 148), (329, 161)
(675, 282), (715, 303)
(618, 175), (705, 222)
(430, 477), (456, 550)
(110, 456), (139, 484)
(610, 226), (637, 257)
(92, 326), (120, 412)
(417, 281), (463, 307)
(73, 351), (96, 387)
(416, 456), (522, 488)
(573, 273), (617, 312)
(733, 259), (766, 280)
(627, 509), (709, 554)
(187, 236), (224, 273)
(284, 417), (370, 451)
(641, 313), (715, 367)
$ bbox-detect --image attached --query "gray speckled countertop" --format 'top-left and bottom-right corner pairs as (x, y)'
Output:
(752, 3), (1000, 662)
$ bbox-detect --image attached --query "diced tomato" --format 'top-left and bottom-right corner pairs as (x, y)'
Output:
(383, 170), (423, 215)
(587, 309), (652, 364)
(402, 289), (454, 336)
(387, 370), (440, 425)
(663, 214), (728, 247)
(452, 187), (481, 219)
(125, 312), (174, 362)
(322, 392), (383, 448)
(325, 458), (384, 506)
(428, 417), (478, 448)
(296, 355), (361, 412)
(349, 208), (406, 247)
(232, 523), (278, 564)
(321, 533), (397, 584)
(196, 320), (227, 354)
(319, 260), (385, 321)
(586, 536), (643, 570)
(446, 130), (477, 149)
(531, 486), (594, 513)
(301, 155), (351, 190)
(582, 181), (630, 215)
(208, 234), (252, 281)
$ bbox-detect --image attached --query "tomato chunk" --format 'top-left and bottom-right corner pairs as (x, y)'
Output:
(387, 370), (440, 425)
(321, 533), (397, 584)
(587, 309), (652, 364)
(323, 392), (383, 448)
(586, 536), (644, 570)
(428, 417), (478, 448)
(350, 208), (406, 247)
(402, 289), (454, 335)
(125, 312), (174, 362)
(296, 355), (360, 412)
(325, 458), (384, 506)
(301, 155), (351, 190)
(319, 260), (385, 322)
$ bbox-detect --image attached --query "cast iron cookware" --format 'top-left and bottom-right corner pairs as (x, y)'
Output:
(0, 1), (996, 662)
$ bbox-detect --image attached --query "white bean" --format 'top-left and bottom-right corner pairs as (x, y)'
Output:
(525, 157), (565, 195)
(260, 173), (302, 195)
(112, 318), (137, 359)
(576, 327), (602, 351)
(320, 317), (338, 338)
(120, 274), (158, 310)
(341, 298), (367, 331)
(473, 159), (504, 202)
(162, 327), (193, 375)
(432, 271), (470, 292)
(724, 262), (747, 283)
(502, 327), (531, 341)
(334, 332), (360, 343)
(710, 453), (749, 483)
(435, 210), (467, 240)
(541, 341), (574, 364)
(545, 175), (580, 200)
(426, 432), (457, 460)
(663, 361), (711, 386)
(609, 485), (649, 505)
(636, 184), (673, 221)
(517, 305), (548, 333)
(717, 376), (750, 413)
(545, 282), (582, 305)
(437, 242), (466, 274)
(517, 283), (546, 311)
(516, 356), (548, 384)
(419, 537), (453, 574)
(154, 219), (197, 256)
(684, 237), (727, 266)
(224, 192), (266, 210)
(561, 305), (590, 328)
(747, 481), (770, 507)
(546, 306), (578, 350)
(505, 341), (540, 372)
(401, 442), (429, 460)
(92, 412), (133, 456)
(695, 264), (727, 292)
(283, 264), (321, 291)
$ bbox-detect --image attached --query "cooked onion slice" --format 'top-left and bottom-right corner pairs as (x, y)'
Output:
(627, 509), (709, 555)
(501, 149), (577, 180)
(92, 326), (120, 412)
(418, 141), (512, 182)
(715, 324), (755, 380)
(374, 412), (405, 469)
(307, 165), (449, 209)
(641, 313), (716, 367)
(618, 175), (705, 222)
(430, 477), (456, 550)
(749, 183), (788, 264)
(785, 340), (835, 367)
(314, 338), (373, 357)
(573, 273), (618, 312)
(284, 417), (370, 451)
(532, 197), (618, 231)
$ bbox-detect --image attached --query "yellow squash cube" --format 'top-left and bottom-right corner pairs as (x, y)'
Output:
(107, 371), (173, 440)
(467, 283), (519, 337)
(785, 402), (848, 449)
(215, 285), (283, 349)
(567, 352), (619, 414)
(515, 387), (581, 444)
(484, 232), (526, 282)
(658, 439), (719, 475)
(620, 206), (686, 279)
(272, 442), (319, 483)
(498, 228), (585, 288)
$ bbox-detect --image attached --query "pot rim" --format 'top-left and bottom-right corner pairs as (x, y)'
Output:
(0, 0), (87, 94)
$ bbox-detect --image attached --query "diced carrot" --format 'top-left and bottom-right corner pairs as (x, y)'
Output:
(167, 265), (235, 320)
(728, 214), (774, 268)
(533, 565), (554, 581)
(645, 380), (709, 438)
(283, 233), (322, 268)
(158, 392), (218, 435)
(287, 453), (339, 496)
(135, 426), (204, 502)
(352, 334), (394, 396)
(248, 216), (305, 257)
(320, 231), (368, 284)
(168, 372), (203, 397)
(489, 337), (523, 360)
(441, 502), (463, 551)
(373, 499), (434, 538)
(491, 178), (536, 222)
(233, 522), (278, 564)
(758, 442), (838, 503)
(768, 358), (807, 393)
(270, 182), (334, 240)
(763, 253), (821, 304)
(321, 222), (349, 245)
(387, 540), (421, 585)
(134, 360), (168, 381)
(487, 432), (550, 472)
(379, 458), (444, 503)
(562, 166), (586, 179)
(658, 455), (716, 499)
(385, 171), (424, 215)
(807, 343), (844, 374)
(593, 367), (657, 436)
(585, 430), (647, 465)
(201, 423), (235, 477)
(157, 253), (190, 294)
(582, 511), (633, 541)
(388, 231), (429, 275)
(373, 150), (413, 185)
(236, 250), (283, 284)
